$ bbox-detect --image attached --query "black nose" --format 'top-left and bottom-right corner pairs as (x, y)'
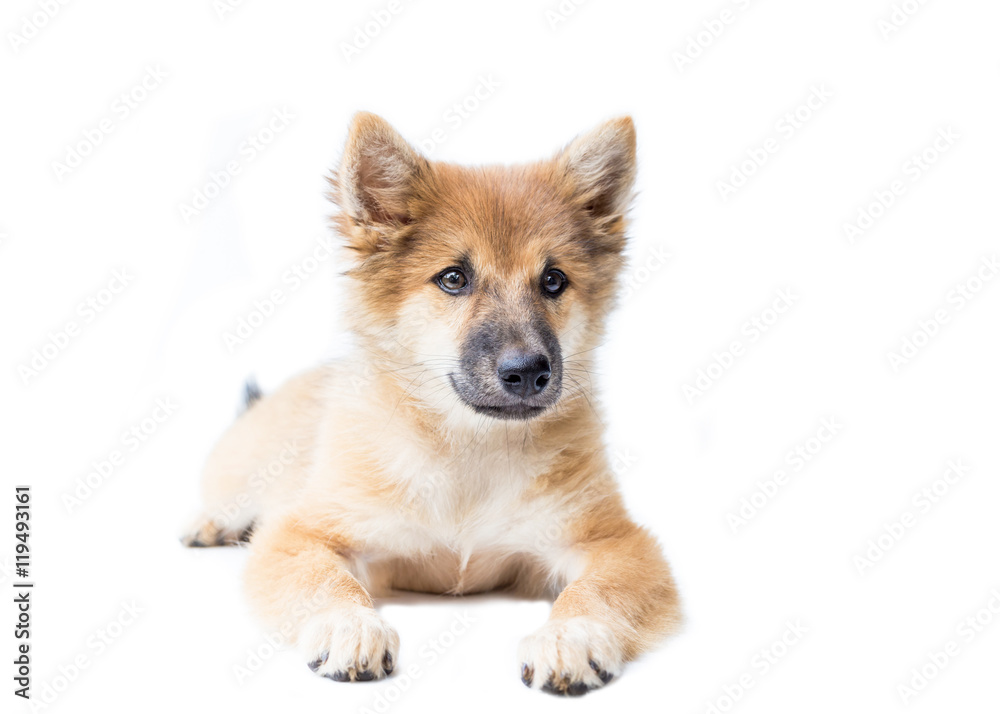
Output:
(498, 352), (551, 398)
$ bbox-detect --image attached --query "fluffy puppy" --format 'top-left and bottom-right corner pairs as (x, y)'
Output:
(183, 112), (680, 695)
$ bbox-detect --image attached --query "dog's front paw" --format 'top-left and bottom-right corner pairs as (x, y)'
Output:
(518, 617), (623, 696)
(301, 607), (399, 682)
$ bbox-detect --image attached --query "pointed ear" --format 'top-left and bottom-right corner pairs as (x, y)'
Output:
(331, 112), (423, 231)
(556, 116), (637, 220)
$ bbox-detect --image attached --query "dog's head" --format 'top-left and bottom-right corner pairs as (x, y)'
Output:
(331, 113), (636, 422)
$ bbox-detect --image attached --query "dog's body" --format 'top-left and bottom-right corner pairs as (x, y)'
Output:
(183, 113), (680, 695)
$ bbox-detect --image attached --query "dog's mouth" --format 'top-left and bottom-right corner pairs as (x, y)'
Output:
(448, 374), (556, 421)
(465, 402), (550, 420)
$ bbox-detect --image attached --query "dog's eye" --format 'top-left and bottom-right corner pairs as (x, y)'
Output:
(437, 268), (468, 294)
(542, 269), (567, 297)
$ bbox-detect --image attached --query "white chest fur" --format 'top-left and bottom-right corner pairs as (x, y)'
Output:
(345, 420), (582, 594)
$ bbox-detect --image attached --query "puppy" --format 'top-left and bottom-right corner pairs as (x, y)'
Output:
(182, 112), (680, 695)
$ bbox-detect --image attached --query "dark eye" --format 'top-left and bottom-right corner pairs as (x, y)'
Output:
(542, 268), (567, 297)
(437, 268), (468, 294)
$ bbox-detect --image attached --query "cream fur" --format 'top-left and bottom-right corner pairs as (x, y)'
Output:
(182, 113), (681, 694)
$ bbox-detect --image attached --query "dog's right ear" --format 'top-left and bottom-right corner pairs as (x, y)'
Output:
(330, 112), (424, 250)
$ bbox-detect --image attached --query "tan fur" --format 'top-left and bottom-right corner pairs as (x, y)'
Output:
(183, 113), (680, 694)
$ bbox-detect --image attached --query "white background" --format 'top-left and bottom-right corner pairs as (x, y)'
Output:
(2, 0), (999, 712)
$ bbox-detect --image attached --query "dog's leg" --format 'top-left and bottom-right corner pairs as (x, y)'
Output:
(180, 368), (325, 547)
(519, 517), (681, 696)
(179, 510), (255, 548)
(244, 515), (398, 682)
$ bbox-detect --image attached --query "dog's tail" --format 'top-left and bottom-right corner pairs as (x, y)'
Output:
(241, 376), (263, 414)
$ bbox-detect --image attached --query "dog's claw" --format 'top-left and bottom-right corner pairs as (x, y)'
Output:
(521, 663), (534, 687)
(308, 650), (329, 672)
(589, 659), (613, 684)
(532, 663), (611, 696)
(383, 651), (394, 675)
(540, 676), (596, 697)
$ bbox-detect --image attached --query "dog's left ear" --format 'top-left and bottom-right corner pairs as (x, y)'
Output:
(556, 116), (637, 222)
